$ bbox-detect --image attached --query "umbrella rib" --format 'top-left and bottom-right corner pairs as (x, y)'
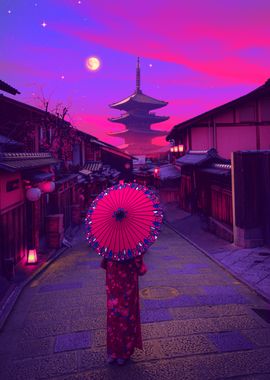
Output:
(122, 187), (132, 213)
(123, 219), (144, 248)
(87, 185), (161, 260)
(92, 216), (113, 240)
(122, 219), (134, 252)
(102, 218), (116, 252)
(122, 219), (135, 251)
(128, 218), (154, 229)
(127, 209), (155, 216)
(128, 199), (153, 210)
(106, 191), (119, 212)
(90, 186), (159, 258)
(127, 217), (151, 236)
(92, 216), (114, 245)
(127, 199), (154, 212)
(130, 222), (150, 237)
(97, 198), (117, 212)
(116, 214), (122, 253)
(121, 187), (130, 209)
(95, 204), (114, 213)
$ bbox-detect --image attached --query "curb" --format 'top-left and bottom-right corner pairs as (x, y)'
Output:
(164, 219), (270, 304)
(0, 246), (68, 331)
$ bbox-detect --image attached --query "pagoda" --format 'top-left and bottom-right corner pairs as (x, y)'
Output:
(108, 57), (169, 156)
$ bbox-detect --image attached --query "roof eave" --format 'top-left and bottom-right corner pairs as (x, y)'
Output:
(166, 80), (270, 140)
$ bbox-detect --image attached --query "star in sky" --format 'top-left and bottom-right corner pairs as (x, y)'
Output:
(3, 0), (269, 148)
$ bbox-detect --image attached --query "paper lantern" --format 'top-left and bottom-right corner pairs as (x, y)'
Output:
(26, 187), (41, 201)
(178, 144), (184, 152)
(27, 249), (38, 265)
(38, 181), (55, 193)
(173, 146), (178, 153)
(154, 168), (159, 178)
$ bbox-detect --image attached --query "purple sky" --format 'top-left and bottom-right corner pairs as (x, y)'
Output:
(1, 0), (270, 148)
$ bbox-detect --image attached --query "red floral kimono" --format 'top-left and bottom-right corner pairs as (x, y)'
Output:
(101, 255), (147, 359)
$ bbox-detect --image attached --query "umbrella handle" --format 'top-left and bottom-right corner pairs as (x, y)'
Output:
(135, 256), (148, 276)
(100, 257), (107, 270)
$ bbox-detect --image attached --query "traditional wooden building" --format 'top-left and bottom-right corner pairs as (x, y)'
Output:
(0, 153), (59, 277)
(0, 93), (134, 277)
(166, 79), (270, 244)
(167, 79), (270, 159)
(108, 57), (169, 156)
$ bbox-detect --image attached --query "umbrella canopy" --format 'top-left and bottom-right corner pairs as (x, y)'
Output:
(85, 183), (163, 261)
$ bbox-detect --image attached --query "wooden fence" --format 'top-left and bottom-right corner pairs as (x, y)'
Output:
(211, 185), (233, 226)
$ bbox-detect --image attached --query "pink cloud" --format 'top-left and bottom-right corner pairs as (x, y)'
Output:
(55, 0), (270, 84)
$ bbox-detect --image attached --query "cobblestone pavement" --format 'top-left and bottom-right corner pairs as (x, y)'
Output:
(0, 225), (270, 379)
(163, 202), (270, 302)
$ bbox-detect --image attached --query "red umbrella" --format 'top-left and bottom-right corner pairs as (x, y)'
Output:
(85, 183), (163, 261)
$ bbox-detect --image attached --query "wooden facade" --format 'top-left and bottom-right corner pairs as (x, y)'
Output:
(210, 185), (232, 226)
(0, 94), (134, 277)
(232, 151), (270, 247)
(0, 202), (27, 275)
(179, 174), (192, 212)
(167, 79), (270, 160)
(167, 80), (270, 243)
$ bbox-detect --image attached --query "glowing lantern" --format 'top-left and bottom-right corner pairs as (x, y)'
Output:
(170, 147), (174, 152)
(27, 249), (38, 265)
(154, 168), (159, 178)
(173, 146), (178, 153)
(38, 181), (55, 193)
(178, 145), (184, 152)
(26, 187), (41, 202)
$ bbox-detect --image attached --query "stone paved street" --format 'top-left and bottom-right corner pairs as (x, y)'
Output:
(0, 225), (270, 379)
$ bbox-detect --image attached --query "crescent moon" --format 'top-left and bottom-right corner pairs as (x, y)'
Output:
(86, 57), (101, 71)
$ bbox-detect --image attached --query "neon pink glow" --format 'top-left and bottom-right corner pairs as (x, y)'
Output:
(1, 1), (269, 148)
(27, 249), (38, 264)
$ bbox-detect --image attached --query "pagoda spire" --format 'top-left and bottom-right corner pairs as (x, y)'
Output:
(108, 57), (169, 155)
(136, 57), (141, 93)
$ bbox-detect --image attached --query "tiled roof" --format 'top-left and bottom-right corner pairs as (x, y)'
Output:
(176, 149), (217, 166)
(83, 161), (103, 172)
(23, 172), (54, 182)
(200, 162), (231, 176)
(107, 127), (166, 136)
(0, 80), (20, 95)
(89, 138), (135, 159)
(109, 112), (169, 124)
(110, 91), (168, 110)
(55, 174), (78, 185)
(167, 78), (270, 140)
(0, 153), (60, 172)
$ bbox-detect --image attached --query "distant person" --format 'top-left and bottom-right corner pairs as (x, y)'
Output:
(101, 254), (147, 366)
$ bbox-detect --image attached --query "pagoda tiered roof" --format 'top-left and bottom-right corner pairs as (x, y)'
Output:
(108, 57), (169, 155)
(108, 112), (169, 124)
(110, 90), (168, 111)
(108, 127), (167, 137)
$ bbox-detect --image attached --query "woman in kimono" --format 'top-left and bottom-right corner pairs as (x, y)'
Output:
(101, 254), (147, 366)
